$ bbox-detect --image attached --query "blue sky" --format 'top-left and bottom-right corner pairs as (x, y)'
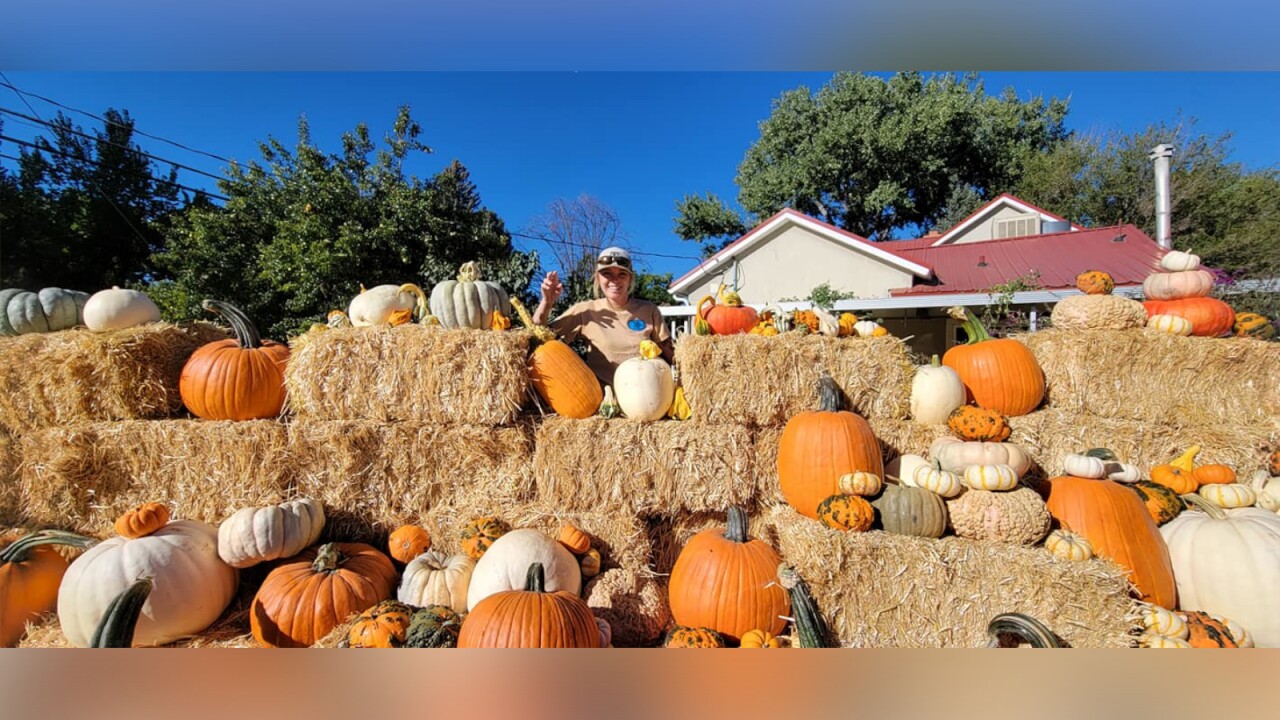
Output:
(2, 72), (1278, 280)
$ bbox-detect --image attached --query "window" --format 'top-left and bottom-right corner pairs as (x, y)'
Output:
(993, 213), (1041, 239)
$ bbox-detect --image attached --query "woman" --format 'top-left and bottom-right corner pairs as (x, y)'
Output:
(532, 247), (674, 387)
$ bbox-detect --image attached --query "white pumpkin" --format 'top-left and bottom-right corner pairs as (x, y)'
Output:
(217, 498), (325, 569)
(398, 549), (475, 613)
(1140, 603), (1188, 639)
(1250, 470), (1280, 513)
(929, 437), (1033, 477)
(913, 461), (963, 499)
(1142, 269), (1215, 301)
(612, 341), (675, 422)
(909, 355), (966, 425)
(428, 261), (512, 330)
(853, 320), (882, 338)
(837, 471), (883, 497)
(1198, 483), (1257, 509)
(962, 463), (1019, 492)
(1146, 314), (1194, 336)
(466, 528), (582, 611)
(82, 286), (161, 331)
(1063, 453), (1108, 479)
(1106, 462), (1143, 484)
(347, 283), (426, 326)
(1161, 498), (1280, 647)
(1159, 249), (1201, 272)
(57, 520), (238, 647)
(1044, 529), (1094, 562)
(1139, 633), (1191, 649)
(887, 454), (931, 488)
(1213, 614), (1253, 648)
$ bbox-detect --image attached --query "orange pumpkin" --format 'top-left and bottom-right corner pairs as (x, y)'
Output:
(1042, 475), (1177, 608)
(1182, 611), (1239, 648)
(1, 531), (96, 647)
(556, 524), (592, 555)
(1192, 464), (1236, 487)
(346, 600), (416, 648)
(114, 502), (170, 539)
(179, 300), (290, 420)
(1076, 270), (1115, 295)
(947, 405), (1012, 442)
(250, 542), (397, 648)
(460, 517), (508, 559)
(1142, 297), (1235, 337)
(667, 506), (790, 644)
(1270, 450), (1280, 477)
(816, 494), (875, 532)
(942, 307), (1045, 416)
(1150, 465), (1199, 495)
(457, 563), (599, 648)
(387, 525), (431, 564)
(777, 376), (884, 519)
(696, 286), (758, 336)
(510, 297), (603, 419)
(663, 625), (727, 648)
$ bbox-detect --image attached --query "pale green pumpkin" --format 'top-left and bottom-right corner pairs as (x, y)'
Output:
(0, 287), (90, 336)
(428, 262), (511, 329)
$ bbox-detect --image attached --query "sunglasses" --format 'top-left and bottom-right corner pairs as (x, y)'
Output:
(597, 254), (632, 269)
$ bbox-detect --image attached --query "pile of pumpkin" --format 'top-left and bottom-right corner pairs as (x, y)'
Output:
(693, 284), (889, 339)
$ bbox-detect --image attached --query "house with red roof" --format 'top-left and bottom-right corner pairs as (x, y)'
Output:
(665, 194), (1166, 356)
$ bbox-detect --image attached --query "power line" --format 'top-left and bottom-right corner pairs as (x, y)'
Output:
(509, 230), (706, 262)
(0, 76), (234, 165)
(0, 106), (227, 182)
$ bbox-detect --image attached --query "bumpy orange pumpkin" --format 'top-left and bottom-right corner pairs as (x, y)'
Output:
(1142, 297), (1235, 337)
(179, 300), (290, 420)
(667, 506), (790, 644)
(346, 600), (416, 648)
(460, 517), (508, 559)
(556, 524), (592, 555)
(387, 525), (432, 564)
(696, 286), (759, 336)
(792, 309), (819, 334)
(1182, 611), (1239, 648)
(1, 530), (96, 647)
(510, 297), (603, 419)
(457, 563), (599, 648)
(1232, 312), (1274, 340)
(947, 405), (1012, 442)
(1150, 466), (1198, 495)
(114, 502), (170, 539)
(664, 625), (727, 648)
(816, 494), (875, 532)
(778, 375), (884, 519)
(1076, 270), (1115, 295)
(942, 307), (1045, 416)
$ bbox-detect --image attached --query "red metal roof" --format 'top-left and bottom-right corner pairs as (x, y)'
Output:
(888, 224), (1163, 295)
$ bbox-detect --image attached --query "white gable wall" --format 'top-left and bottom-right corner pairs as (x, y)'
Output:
(678, 224), (916, 303)
(947, 205), (1042, 244)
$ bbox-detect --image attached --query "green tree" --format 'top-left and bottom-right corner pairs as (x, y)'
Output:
(0, 109), (182, 289)
(155, 107), (539, 337)
(672, 192), (748, 256)
(676, 72), (1069, 251)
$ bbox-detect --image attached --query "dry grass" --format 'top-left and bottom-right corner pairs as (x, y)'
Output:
(0, 322), (229, 434)
(0, 430), (19, 525)
(285, 326), (533, 425)
(18, 420), (294, 536)
(1021, 329), (1280, 427)
(531, 417), (757, 516)
(767, 504), (1142, 648)
(287, 420), (537, 544)
(674, 334), (916, 426)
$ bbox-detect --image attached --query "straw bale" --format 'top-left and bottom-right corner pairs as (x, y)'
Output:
(1020, 329), (1280, 427)
(0, 322), (229, 434)
(0, 430), (19, 525)
(531, 417), (756, 516)
(285, 326), (532, 425)
(673, 334), (916, 426)
(1009, 408), (1280, 480)
(585, 568), (672, 647)
(287, 420), (536, 544)
(18, 420), (294, 536)
(767, 504), (1143, 648)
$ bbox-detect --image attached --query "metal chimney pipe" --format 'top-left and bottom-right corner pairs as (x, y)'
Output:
(1150, 143), (1174, 249)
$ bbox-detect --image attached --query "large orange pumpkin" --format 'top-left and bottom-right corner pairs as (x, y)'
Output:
(179, 300), (290, 420)
(510, 297), (602, 418)
(942, 307), (1045, 416)
(457, 562), (599, 648)
(1142, 297), (1235, 337)
(1042, 475), (1177, 608)
(696, 285), (759, 336)
(778, 376), (884, 519)
(250, 542), (397, 648)
(1, 530), (96, 647)
(667, 506), (790, 643)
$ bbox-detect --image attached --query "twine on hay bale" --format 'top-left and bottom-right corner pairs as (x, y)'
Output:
(18, 420), (294, 536)
(0, 322), (229, 434)
(1020, 328), (1280, 427)
(285, 326), (533, 425)
(287, 420), (536, 544)
(767, 504), (1142, 648)
(531, 417), (756, 516)
(673, 334), (916, 426)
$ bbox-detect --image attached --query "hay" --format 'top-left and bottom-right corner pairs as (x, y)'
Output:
(585, 568), (672, 647)
(288, 420), (536, 544)
(18, 420), (294, 536)
(767, 504), (1142, 648)
(0, 322), (229, 434)
(674, 334), (916, 426)
(1010, 408), (1280, 479)
(1021, 329), (1280, 427)
(531, 417), (757, 516)
(0, 430), (19, 525)
(285, 326), (533, 425)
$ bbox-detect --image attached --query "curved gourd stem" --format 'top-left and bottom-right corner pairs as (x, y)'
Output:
(724, 506), (751, 543)
(202, 299), (264, 349)
(457, 262), (481, 283)
(777, 563), (833, 648)
(524, 562), (547, 593)
(508, 296), (557, 344)
(1180, 492), (1228, 520)
(948, 306), (993, 344)
(816, 375), (843, 412)
(0, 530), (96, 563)
(398, 283), (427, 322)
(89, 577), (154, 648)
(985, 613), (1062, 648)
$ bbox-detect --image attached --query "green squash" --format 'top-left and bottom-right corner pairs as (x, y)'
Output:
(404, 604), (462, 648)
(869, 482), (948, 538)
(0, 287), (90, 336)
(1128, 480), (1185, 525)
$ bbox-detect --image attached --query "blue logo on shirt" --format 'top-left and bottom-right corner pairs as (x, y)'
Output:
(627, 318), (647, 332)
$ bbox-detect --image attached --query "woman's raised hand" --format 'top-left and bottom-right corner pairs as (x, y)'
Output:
(540, 271), (564, 305)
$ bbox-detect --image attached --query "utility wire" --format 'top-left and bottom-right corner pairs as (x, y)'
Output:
(508, 230), (706, 262)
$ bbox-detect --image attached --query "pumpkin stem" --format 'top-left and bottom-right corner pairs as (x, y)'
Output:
(508, 296), (557, 344)
(777, 563), (832, 648)
(816, 375), (843, 413)
(929, 354), (942, 368)
(950, 306), (993, 345)
(0, 530), (96, 564)
(524, 562), (547, 593)
(1180, 492), (1228, 520)
(724, 506), (751, 543)
(202, 299), (264, 349)
(312, 543), (344, 574)
(985, 613), (1062, 648)
(89, 576), (153, 649)
(457, 261), (481, 284)
(398, 283), (427, 322)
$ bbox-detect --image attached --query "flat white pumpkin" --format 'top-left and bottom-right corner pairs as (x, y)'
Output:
(217, 498), (325, 568)
(963, 463), (1019, 492)
(466, 528), (581, 611)
(612, 342), (675, 421)
(1146, 314), (1194, 336)
(398, 549), (475, 613)
(1250, 470), (1280, 513)
(910, 355), (966, 425)
(57, 519), (238, 647)
(348, 284), (424, 326)
(82, 286), (161, 331)
(930, 437), (1033, 477)
(1159, 249), (1201, 272)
